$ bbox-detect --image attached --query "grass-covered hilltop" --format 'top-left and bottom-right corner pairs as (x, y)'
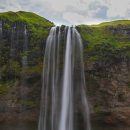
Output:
(0, 11), (130, 125)
(0, 11), (54, 29)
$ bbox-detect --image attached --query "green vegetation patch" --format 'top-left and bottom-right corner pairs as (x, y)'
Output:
(19, 99), (37, 108)
(94, 105), (101, 113)
(78, 20), (130, 67)
(0, 11), (54, 80)
(0, 81), (14, 95)
(0, 11), (54, 27)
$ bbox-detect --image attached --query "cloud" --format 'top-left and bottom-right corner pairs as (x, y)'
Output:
(0, 0), (130, 25)
(63, 12), (106, 25)
(88, 1), (108, 19)
(107, 0), (130, 18)
(0, 0), (22, 11)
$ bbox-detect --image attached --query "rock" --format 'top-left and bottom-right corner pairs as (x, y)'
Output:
(91, 107), (130, 126)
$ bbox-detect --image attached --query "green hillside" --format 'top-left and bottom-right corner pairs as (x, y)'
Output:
(77, 20), (130, 75)
(0, 11), (54, 81)
(0, 11), (54, 27)
(0, 11), (54, 38)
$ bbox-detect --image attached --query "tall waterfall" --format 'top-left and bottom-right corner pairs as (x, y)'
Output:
(38, 26), (91, 130)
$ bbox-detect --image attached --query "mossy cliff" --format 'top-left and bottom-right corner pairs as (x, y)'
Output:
(0, 11), (130, 125)
(0, 11), (54, 123)
(78, 21), (130, 125)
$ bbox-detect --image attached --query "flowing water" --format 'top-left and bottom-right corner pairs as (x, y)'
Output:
(0, 21), (2, 79)
(38, 26), (91, 130)
(10, 25), (18, 59)
(22, 25), (28, 67)
(0, 21), (2, 38)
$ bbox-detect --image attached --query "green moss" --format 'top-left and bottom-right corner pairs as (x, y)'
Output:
(79, 20), (130, 51)
(0, 81), (14, 95)
(0, 11), (54, 41)
(1, 61), (21, 80)
(0, 11), (54, 80)
(19, 99), (36, 108)
(87, 56), (98, 62)
(0, 11), (54, 27)
(127, 82), (130, 88)
(94, 105), (101, 113)
(78, 21), (130, 69)
(79, 27), (130, 51)
(0, 83), (9, 94)
(4, 23), (11, 30)
(21, 62), (43, 76)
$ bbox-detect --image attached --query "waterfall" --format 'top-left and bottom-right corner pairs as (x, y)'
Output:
(10, 26), (15, 59)
(22, 25), (28, 67)
(0, 21), (2, 38)
(59, 27), (73, 130)
(10, 24), (19, 60)
(0, 21), (2, 80)
(38, 26), (91, 130)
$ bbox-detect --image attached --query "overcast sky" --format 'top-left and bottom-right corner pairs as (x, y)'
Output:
(0, 0), (130, 25)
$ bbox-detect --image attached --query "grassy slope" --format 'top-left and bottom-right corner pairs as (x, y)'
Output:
(0, 11), (54, 38)
(80, 20), (130, 42)
(79, 20), (130, 49)
(0, 11), (54, 27)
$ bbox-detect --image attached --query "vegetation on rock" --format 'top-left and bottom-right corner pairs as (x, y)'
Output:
(0, 11), (54, 82)
(78, 21), (130, 69)
(78, 21), (130, 118)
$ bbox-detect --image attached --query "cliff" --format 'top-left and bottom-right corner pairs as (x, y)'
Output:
(0, 11), (54, 123)
(78, 21), (130, 125)
(0, 11), (130, 126)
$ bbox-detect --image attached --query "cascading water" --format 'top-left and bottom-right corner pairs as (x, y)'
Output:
(22, 25), (28, 67)
(0, 21), (2, 38)
(10, 24), (19, 59)
(59, 27), (73, 130)
(0, 21), (2, 80)
(38, 26), (91, 130)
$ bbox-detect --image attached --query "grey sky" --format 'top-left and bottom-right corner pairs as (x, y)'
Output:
(0, 0), (130, 25)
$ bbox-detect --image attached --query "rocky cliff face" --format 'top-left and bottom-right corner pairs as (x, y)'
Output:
(0, 11), (54, 123)
(78, 23), (130, 125)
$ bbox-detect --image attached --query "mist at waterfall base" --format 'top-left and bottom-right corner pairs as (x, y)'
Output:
(38, 26), (91, 130)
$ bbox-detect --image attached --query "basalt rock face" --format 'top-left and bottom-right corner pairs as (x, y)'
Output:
(78, 23), (130, 125)
(0, 11), (54, 123)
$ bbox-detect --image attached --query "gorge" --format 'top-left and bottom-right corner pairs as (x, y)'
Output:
(0, 11), (130, 130)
